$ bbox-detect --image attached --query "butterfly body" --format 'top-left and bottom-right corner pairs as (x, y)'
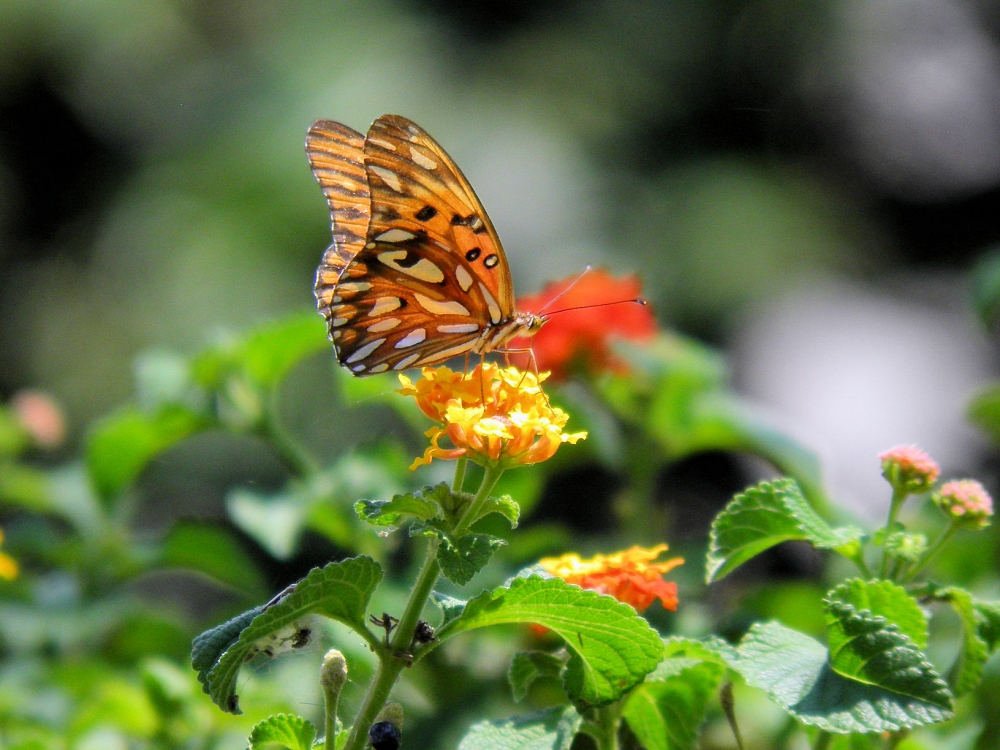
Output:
(307, 115), (544, 375)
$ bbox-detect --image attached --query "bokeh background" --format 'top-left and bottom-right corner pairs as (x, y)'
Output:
(4, 0), (1000, 745)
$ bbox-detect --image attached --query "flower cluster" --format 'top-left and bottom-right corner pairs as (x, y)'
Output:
(511, 270), (657, 381)
(933, 479), (994, 529)
(879, 445), (940, 494)
(539, 544), (683, 612)
(398, 364), (587, 470)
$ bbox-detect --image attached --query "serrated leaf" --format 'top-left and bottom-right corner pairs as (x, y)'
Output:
(706, 479), (863, 583)
(478, 494), (520, 528)
(827, 580), (927, 648)
(355, 488), (442, 529)
(457, 706), (581, 750)
(248, 713), (317, 750)
(162, 520), (267, 599)
(87, 406), (207, 502)
(823, 598), (948, 709)
(195, 556), (382, 713)
(734, 621), (952, 733)
(437, 533), (507, 585)
(437, 576), (664, 709)
(623, 638), (726, 750)
(509, 651), (567, 702)
(191, 606), (266, 694)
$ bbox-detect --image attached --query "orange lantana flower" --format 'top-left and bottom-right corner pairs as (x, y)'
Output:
(511, 270), (657, 381)
(398, 363), (587, 471)
(539, 544), (683, 612)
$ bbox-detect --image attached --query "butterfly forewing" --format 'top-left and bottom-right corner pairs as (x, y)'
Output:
(309, 114), (519, 375)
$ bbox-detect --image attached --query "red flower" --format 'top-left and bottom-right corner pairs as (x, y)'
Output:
(511, 270), (656, 381)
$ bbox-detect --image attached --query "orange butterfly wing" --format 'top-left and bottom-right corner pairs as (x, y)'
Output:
(308, 115), (516, 375)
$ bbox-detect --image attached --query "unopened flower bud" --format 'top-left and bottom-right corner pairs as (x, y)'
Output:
(320, 649), (348, 693)
(879, 446), (939, 494)
(933, 480), (994, 530)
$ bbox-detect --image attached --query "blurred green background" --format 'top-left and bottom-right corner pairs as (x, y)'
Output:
(3, 1), (1000, 747)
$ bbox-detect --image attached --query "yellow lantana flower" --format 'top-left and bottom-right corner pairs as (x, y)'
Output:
(398, 364), (587, 471)
(539, 544), (683, 612)
(0, 528), (18, 581)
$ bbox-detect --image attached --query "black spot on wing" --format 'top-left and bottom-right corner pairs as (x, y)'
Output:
(465, 247), (481, 262)
(415, 205), (437, 222)
(483, 253), (499, 269)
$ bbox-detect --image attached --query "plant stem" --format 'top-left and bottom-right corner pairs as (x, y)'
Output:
(903, 522), (959, 583)
(591, 704), (622, 750)
(813, 730), (832, 750)
(452, 457), (468, 493)
(878, 487), (909, 578)
(264, 387), (320, 476)
(323, 680), (341, 750)
(341, 463), (499, 750)
(340, 655), (405, 750)
(452, 463), (504, 536)
(719, 683), (745, 750)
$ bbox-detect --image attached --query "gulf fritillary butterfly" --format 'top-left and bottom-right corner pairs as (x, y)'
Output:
(307, 114), (545, 375)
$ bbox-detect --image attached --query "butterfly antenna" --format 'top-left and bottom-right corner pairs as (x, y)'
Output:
(544, 298), (648, 316)
(537, 266), (593, 315)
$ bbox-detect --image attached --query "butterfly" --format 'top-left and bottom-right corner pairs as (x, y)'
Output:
(306, 114), (545, 375)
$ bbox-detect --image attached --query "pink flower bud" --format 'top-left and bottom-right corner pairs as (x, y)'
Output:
(11, 390), (65, 450)
(879, 445), (940, 494)
(934, 479), (993, 529)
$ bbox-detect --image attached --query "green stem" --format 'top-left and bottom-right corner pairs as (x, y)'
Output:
(452, 457), (468, 493)
(341, 463), (499, 750)
(323, 681), (341, 750)
(878, 487), (909, 578)
(453, 463), (504, 536)
(591, 703), (622, 750)
(719, 683), (745, 750)
(264, 387), (320, 476)
(903, 522), (959, 583)
(340, 656), (405, 750)
(813, 730), (832, 750)
(885, 729), (909, 749)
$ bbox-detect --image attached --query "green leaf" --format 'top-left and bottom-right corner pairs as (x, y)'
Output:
(248, 713), (317, 750)
(823, 597), (949, 710)
(509, 651), (567, 702)
(457, 706), (581, 750)
(969, 386), (1000, 447)
(191, 605), (265, 700)
(87, 406), (206, 502)
(826, 580), (927, 648)
(478, 494), (520, 528)
(973, 599), (1000, 651)
(437, 533), (507, 586)
(733, 620), (952, 733)
(227, 486), (306, 560)
(432, 592), (467, 629)
(913, 585), (990, 697)
(355, 486), (444, 528)
(194, 556), (382, 713)
(233, 312), (329, 390)
(0, 461), (51, 512)
(623, 638), (726, 750)
(438, 576), (664, 709)
(706, 479), (863, 583)
(161, 520), (268, 599)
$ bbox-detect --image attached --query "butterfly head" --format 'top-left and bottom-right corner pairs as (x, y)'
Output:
(516, 311), (547, 337)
